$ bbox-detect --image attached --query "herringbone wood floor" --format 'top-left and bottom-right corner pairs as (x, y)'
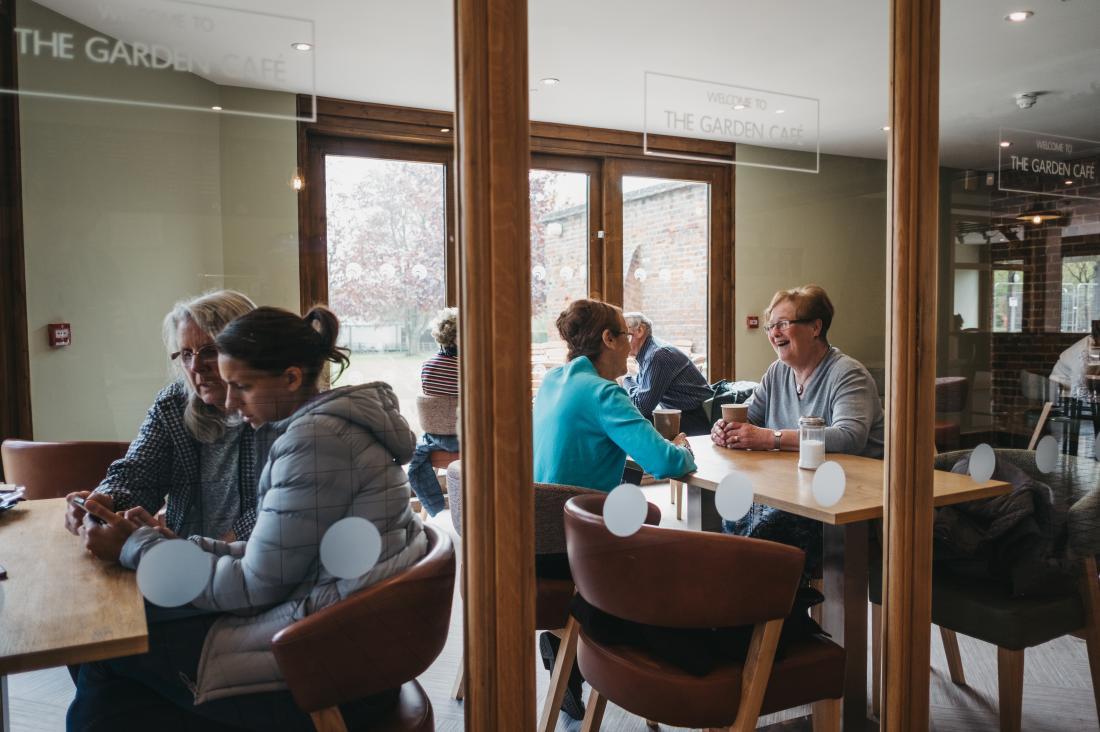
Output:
(8, 483), (1097, 731)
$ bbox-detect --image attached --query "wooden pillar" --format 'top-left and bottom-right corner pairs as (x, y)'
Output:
(0, 0), (33, 451)
(882, 0), (939, 729)
(454, 0), (536, 730)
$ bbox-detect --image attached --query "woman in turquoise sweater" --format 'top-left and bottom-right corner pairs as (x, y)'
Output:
(534, 298), (696, 491)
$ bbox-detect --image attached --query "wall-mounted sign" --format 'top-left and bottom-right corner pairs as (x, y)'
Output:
(998, 127), (1100, 202)
(3, 0), (315, 122)
(643, 71), (820, 173)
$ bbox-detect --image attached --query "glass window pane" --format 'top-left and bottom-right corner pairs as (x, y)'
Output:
(530, 169), (588, 392)
(621, 175), (709, 377)
(325, 154), (447, 433)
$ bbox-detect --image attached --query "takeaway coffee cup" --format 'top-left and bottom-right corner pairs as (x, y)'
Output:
(721, 403), (749, 423)
(653, 408), (681, 440)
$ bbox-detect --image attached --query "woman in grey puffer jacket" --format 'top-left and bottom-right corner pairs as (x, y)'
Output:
(69, 306), (427, 732)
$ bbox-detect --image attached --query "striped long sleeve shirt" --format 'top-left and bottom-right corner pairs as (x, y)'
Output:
(421, 348), (459, 397)
(623, 336), (712, 419)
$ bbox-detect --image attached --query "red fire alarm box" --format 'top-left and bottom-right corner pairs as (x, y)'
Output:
(746, 315), (760, 329)
(48, 323), (71, 347)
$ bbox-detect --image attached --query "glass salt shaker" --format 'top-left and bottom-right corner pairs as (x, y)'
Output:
(798, 416), (826, 470)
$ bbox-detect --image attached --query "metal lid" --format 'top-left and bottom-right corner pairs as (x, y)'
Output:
(798, 416), (825, 427)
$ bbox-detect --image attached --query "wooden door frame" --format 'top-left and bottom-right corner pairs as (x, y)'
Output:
(296, 134), (457, 313)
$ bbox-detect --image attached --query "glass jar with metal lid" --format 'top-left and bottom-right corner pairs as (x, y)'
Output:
(798, 416), (826, 470)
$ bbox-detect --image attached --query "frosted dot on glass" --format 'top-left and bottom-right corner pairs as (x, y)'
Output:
(969, 443), (996, 483)
(532, 265), (546, 281)
(138, 539), (208, 608)
(812, 461), (846, 507)
(683, 270), (696, 283)
(634, 268), (648, 282)
(560, 265), (575, 281)
(658, 268), (671, 283)
(533, 364), (547, 377)
(412, 264), (428, 280)
(345, 262), (363, 280)
(715, 472), (753, 522)
(1035, 435), (1058, 474)
(603, 483), (647, 537)
(320, 517), (382, 580)
(379, 263), (396, 280)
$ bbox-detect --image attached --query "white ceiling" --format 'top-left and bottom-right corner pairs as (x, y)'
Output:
(32, 0), (1100, 169)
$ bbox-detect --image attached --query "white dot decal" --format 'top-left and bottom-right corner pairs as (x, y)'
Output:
(412, 264), (428, 280)
(969, 443), (996, 483)
(715, 472), (753, 522)
(345, 262), (363, 280)
(379, 263), (396, 280)
(603, 483), (647, 537)
(634, 268), (648, 282)
(533, 363), (547, 377)
(138, 540), (209, 608)
(321, 517), (382, 580)
(812, 461), (846, 507)
(560, 265), (575, 281)
(532, 265), (546, 281)
(1035, 435), (1058, 474)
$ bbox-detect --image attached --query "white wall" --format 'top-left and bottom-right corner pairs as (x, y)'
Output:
(735, 148), (888, 381)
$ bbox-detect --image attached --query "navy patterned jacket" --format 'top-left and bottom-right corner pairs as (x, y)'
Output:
(93, 381), (258, 539)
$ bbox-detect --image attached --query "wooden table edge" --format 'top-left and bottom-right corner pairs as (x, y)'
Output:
(0, 633), (148, 677)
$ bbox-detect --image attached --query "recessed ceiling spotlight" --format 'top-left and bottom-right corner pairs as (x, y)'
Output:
(541, 77), (560, 86)
(775, 109), (785, 114)
(999, 140), (1012, 147)
(1005, 10), (1033, 22)
(1065, 179), (1074, 185)
(291, 42), (313, 51)
(210, 105), (223, 111)
(733, 103), (747, 110)
(440, 127), (451, 133)
(882, 125), (891, 131)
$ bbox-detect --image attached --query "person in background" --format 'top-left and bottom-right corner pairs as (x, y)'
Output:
(623, 311), (713, 436)
(406, 307), (459, 516)
(64, 290), (259, 560)
(1050, 320), (1100, 397)
(69, 306), (427, 731)
(711, 284), (883, 573)
(533, 298), (696, 720)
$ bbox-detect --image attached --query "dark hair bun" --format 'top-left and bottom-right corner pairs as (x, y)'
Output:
(216, 305), (350, 383)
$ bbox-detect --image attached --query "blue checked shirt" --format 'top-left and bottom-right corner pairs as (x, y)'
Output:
(623, 336), (713, 420)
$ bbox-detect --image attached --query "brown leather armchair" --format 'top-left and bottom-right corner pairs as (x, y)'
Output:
(271, 524), (456, 732)
(1, 439), (129, 499)
(564, 494), (844, 732)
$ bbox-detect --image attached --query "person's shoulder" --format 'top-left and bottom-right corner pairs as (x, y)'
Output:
(826, 349), (874, 381)
(150, 381), (189, 413)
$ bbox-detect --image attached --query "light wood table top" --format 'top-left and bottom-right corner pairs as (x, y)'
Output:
(0, 498), (148, 675)
(680, 435), (1012, 525)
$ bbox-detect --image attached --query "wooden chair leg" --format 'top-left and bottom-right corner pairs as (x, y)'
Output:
(730, 619), (784, 732)
(940, 627), (967, 686)
(538, 617), (579, 732)
(310, 707), (348, 732)
(1078, 556), (1100, 723)
(451, 646), (466, 701)
(811, 697), (841, 732)
(871, 601), (881, 719)
(997, 646), (1024, 732)
(580, 687), (607, 732)
(669, 481), (676, 504)
(809, 577), (824, 625)
(674, 481), (683, 521)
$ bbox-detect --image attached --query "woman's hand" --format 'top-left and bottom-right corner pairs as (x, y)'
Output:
(672, 432), (692, 453)
(80, 499), (154, 562)
(64, 491), (112, 535)
(711, 419), (769, 450)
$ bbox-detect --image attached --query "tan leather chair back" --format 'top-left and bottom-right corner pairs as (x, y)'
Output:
(564, 494), (803, 628)
(415, 394), (458, 435)
(271, 524), (455, 713)
(1, 439), (130, 500)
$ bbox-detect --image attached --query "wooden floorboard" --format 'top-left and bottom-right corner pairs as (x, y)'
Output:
(8, 483), (1097, 730)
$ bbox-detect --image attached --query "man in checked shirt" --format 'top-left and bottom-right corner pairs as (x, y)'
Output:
(623, 312), (714, 436)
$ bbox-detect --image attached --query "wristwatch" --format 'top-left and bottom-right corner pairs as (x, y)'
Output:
(773, 430), (783, 451)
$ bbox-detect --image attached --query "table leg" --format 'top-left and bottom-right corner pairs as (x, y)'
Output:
(1, 673), (9, 732)
(686, 484), (722, 532)
(822, 522), (871, 731)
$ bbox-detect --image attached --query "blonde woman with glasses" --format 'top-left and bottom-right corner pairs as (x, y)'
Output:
(64, 290), (259, 562)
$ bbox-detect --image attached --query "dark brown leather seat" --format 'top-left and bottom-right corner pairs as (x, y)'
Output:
(271, 524), (455, 731)
(564, 494), (844, 731)
(1, 439), (129, 500)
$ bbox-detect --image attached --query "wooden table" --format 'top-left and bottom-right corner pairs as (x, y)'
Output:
(678, 435), (1011, 731)
(0, 498), (148, 731)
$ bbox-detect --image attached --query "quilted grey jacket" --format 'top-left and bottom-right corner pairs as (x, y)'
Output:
(121, 382), (427, 703)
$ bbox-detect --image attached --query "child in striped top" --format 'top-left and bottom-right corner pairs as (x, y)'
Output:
(407, 308), (460, 516)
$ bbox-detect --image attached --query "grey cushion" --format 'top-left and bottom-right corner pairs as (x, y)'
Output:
(416, 395), (458, 435)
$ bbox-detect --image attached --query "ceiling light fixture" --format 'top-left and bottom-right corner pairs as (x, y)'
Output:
(775, 109), (785, 115)
(1005, 10), (1034, 22)
(882, 125), (891, 131)
(1016, 210), (1060, 225)
(1065, 179), (1074, 185)
(1000, 140), (1012, 147)
(291, 42), (313, 51)
(210, 105), (223, 111)
(540, 77), (560, 86)
(440, 127), (451, 133)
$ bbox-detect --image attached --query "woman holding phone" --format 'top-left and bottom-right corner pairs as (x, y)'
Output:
(68, 306), (427, 731)
(64, 290), (260, 559)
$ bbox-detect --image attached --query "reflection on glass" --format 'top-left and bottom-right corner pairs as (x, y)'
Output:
(530, 169), (589, 393)
(325, 155), (447, 433)
(622, 175), (710, 377)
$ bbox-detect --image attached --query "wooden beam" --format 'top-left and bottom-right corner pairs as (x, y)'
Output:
(0, 0), (33, 449)
(882, 0), (940, 729)
(454, 0), (536, 729)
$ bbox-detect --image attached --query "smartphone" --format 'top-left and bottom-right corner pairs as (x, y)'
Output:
(69, 495), (107, 525)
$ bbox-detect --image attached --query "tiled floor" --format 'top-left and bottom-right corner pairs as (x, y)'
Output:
(7, 482), (1098, 731)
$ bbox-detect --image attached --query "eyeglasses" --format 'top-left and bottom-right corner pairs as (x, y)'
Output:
(171, 345), (219, 366)
(764, 318), (814, 333)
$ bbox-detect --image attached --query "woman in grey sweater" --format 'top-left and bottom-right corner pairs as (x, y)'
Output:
(710, 284), (884, 572)
(69, 306), (427, 731)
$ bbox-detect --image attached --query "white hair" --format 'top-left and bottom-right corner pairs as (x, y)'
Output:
(623, 312), (653, 332)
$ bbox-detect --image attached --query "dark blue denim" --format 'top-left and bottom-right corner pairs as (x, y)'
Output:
(406, 433), (460, 516)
